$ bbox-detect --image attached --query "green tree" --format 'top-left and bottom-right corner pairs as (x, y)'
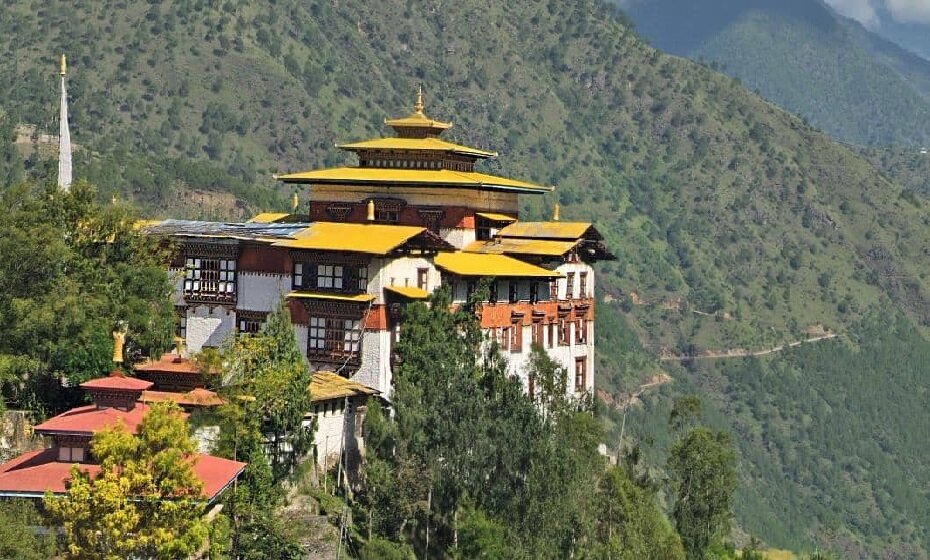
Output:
(213, 299), (311, 558)
(0, 499), (57, 559)
(44, 402), (208, 559)
(218, 298), (313, 481)
(668, 426), (738, 559)
(591, 466), (685, 560)
(0, 181), (174, 414)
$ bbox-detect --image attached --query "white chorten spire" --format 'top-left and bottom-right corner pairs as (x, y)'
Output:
(57, 54), (72, 192)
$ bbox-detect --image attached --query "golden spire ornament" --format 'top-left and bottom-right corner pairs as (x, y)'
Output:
(60, 53), (67, 76)
(553, 203), (560, 221)
(112, 322), (127, 364)
(414, 85), (424, 115)
(291, 192), (299, 213)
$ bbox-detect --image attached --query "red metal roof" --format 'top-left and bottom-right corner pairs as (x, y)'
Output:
(80, 371), (153, 391)
(34, 404), (153, 436)
(0, 448), (245, 500)
(134, 353), (215, 375)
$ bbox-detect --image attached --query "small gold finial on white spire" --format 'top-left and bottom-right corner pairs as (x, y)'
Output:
(553, 203), (560, 221)
(414, 85), (424, 115)
(60, 54), (67, 76)
(291, 192), (299, 213)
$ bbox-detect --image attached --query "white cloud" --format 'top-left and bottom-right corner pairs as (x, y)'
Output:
(824, 0), (881, 27)
(885, 0), (930, 24)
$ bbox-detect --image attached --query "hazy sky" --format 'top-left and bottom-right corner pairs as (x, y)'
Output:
(825, 0), (930, 26)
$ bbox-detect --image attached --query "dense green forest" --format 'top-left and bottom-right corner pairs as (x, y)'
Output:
(1, 0), (930, 556)
(621, 0), (930, 146)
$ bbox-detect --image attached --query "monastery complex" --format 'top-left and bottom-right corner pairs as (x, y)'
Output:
(145, 91), (615, 399)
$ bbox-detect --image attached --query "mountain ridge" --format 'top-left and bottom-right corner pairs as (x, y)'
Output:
(621, 0), (930, 147)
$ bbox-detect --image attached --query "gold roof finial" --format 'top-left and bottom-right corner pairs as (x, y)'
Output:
(553, 203), (560, 221)
(174, 336), (185, 357)
(60, 54), (67, 76)
(291, 192), (299, 213)
(112, 321), (127, 365)
(367, 199), (375, 222)
(414, 85), (424, 115)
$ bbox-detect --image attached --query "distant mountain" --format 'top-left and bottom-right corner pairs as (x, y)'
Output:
(620, 0), (930, 147)
(825, 0), (930, 61)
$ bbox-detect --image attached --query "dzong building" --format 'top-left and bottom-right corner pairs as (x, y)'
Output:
(145, 92), (615, 398)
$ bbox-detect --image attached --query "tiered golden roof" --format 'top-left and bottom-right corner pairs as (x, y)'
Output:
(276, 167), (552, 193)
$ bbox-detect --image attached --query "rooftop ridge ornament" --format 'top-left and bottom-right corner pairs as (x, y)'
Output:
(384, 85), (452, 136)
(414, 85), (425, 115)
(59, 53), (67, 76)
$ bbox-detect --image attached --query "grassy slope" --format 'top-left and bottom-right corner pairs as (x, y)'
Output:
(2, 0), (930, 555)
(623, 0), (930, 147)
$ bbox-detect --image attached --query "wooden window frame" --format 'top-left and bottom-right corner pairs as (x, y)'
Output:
(175, 306), (187, 340)
(417, 268), (429, 291)
(559, 318), (570, 346)
(566, 272), (575, 300)
(308, 314), (363, 363)
(237, 310), (268, 335)
(183, 256), (237, 304)
(508, 281), (519, 304)
(579, 272), (588, 298)
(510, 322), (522, 354)
(575, 318), (587, 344)
(574, 358), (587, 393)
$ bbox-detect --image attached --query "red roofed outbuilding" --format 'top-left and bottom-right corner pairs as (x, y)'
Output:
(0, 369), (244, 503)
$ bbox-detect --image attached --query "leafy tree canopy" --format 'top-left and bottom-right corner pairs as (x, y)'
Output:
(0, 180), (174, 414)
(44, 402), (208, 560)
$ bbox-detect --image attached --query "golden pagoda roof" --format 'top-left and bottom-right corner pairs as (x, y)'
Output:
(464, 238), (580, 257)
(384, 86), (452, 133)
(496, 221), (595, 240)
(276, 167), (552, 194)
(337, 137), (497, 158)
(434, 253), (562, 278)
(272, 222), (433, 254)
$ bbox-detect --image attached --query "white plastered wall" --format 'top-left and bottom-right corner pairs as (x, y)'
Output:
(311, 396), (367, 470)
(238, 272), (292, 312)
(185, 305), (236, 353)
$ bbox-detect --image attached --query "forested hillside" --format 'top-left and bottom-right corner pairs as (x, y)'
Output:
(2, 0), (930, 556)
(621, 0), (930, 146)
